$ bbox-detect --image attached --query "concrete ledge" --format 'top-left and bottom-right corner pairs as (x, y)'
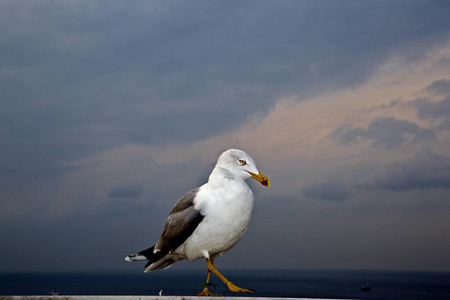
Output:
(0, 297), (347, 300)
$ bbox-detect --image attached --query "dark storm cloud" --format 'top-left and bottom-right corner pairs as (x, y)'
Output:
(1, 0), (450, 186)
(332, 117), (435, 149)
(423, 79), (450, 95)
(413, 95), (450, 130)
(302, 180), (352, 202)
(331, 125), (366, 145)
(362, 151), (450, 191)
(2, 0), (450, 272)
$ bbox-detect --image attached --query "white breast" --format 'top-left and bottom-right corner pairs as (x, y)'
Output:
(183, 179), (254, 261)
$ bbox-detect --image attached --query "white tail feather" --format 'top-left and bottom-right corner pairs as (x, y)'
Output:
(125, 254), (147, 262)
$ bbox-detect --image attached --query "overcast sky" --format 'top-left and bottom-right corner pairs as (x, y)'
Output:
(2, 0), (450, 273)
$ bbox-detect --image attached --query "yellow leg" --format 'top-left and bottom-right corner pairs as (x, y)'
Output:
(206, 257), (255, 294)
(195, 258), (222, 296)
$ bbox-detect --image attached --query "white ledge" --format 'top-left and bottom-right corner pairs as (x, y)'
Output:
(0, 296), (352, 300)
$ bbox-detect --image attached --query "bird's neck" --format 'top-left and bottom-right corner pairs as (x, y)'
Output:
(207, 167), (244, 189)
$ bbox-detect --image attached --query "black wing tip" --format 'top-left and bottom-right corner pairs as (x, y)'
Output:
(138, 245), (156, 258)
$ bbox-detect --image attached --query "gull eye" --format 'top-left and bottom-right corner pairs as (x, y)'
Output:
(239, 159), (247, 166)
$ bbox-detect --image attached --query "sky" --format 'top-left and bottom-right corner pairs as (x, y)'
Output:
(1, 0), (450, 273)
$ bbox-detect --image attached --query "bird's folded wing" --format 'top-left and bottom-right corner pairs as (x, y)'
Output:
(155, 187), (204, 255)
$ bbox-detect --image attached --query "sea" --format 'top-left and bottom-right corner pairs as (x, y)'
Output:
(1, 269), (449, 299)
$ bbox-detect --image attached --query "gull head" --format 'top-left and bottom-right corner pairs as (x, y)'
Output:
(215, 149), (270, 187)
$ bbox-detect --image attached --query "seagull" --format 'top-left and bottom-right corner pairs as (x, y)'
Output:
(125, 149), (270, 296)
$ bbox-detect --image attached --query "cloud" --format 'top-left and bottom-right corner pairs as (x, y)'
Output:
(302, 180), (352, 202)
(331, 125), (366, 145)
(2, 0), (450, 188)
(332, 117), (435, 149)
(423, 79), (450, 95)
(1, 1), (450, 273)
(413, 95), (450, 130)
(362, 151), (450, 191)
(360, 98), (402, 113)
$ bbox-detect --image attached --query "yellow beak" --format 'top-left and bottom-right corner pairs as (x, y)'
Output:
(247, 171), (270, 188)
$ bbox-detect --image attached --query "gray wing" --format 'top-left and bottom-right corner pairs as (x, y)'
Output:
(154, 187), (204, 255)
